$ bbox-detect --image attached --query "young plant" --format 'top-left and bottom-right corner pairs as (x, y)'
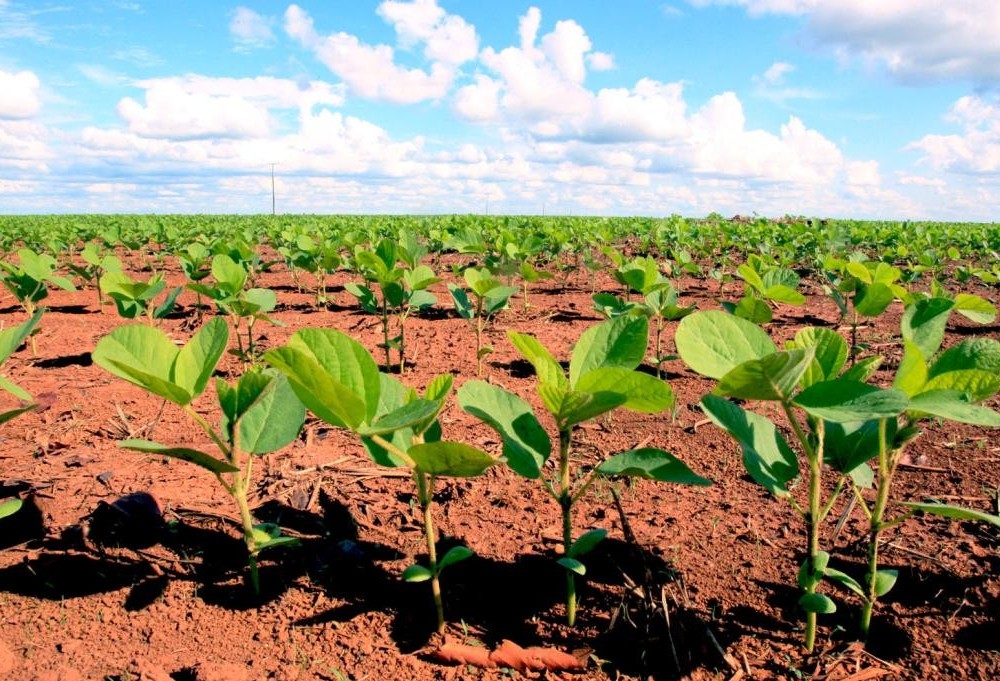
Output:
(65, 242), (122, 308)
(188, 254), (280, 363)
(279, 233), (342, 306)
(0, 248), (75, 352)
(676, 311), (908, 651)
(264, 329), (494, 632)
(178, 242), (213, 320)
(346, 239), (438, 372)
(100, 271), (183, 324)
(0, 311), (44, 521)
(725, 254), (805, 323)
(822, 256), (909, 361)
(448, 267), (517, 376)
(92, 318), (304, 593)
(458, 316), (708, 626)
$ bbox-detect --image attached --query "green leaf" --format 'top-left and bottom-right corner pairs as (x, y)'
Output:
(676, 311), (775, 379)
(172, 317), (229, 400)
(548, 388), (627, 428)
(0, 310), (41, 364)
(211, 254), (247, 293)
(234, 371), (305, 454)
(930, 338), (1000, 377)
(788, 327), (847, 388)
(557, 557), (586, 575)
(953, 293), (997, 324)
(732, 295), (772, 324)
(701, 394), (798, 498)
(903, 502), (1000, 528)
(282, 328), (381, 420)
(902, 298), (953, 357)
(822, 420), (884, 482)
(841, 355), (882, 383)
(263, 346), (369, 430)
(793, 381), (908, 423)
(763, 284), (805, 305)
(574, 368), (674, 413)
(567, 529), (607, 558)
(716, 348), (815, 401)
(408, 441), (495, 477)
(457, 380), (550, 479)
(0, 498), (22, 520)
(0, 403), (37, 426)
(437, 545), (474, 571)
(507, 331), (567, 388)
(796, 551), (831, 589)
(569, 316), (649, 386)
(922, 370), (1000, 402)
(597, 448), (710, 486)
(402, 564), (433, 582)
(893, 340), (928, 397)
(854, 282), (894, 317)
(823, 567), (865, 598)
(907, 390), (1000, 426)
(874, 569), (898, 597)
(448, 283), (474, 319)
(120, 439), (239, 474)
(799, 592), (837, 614)
(92, 324), (184, 401)
(358, 399), (442, 436)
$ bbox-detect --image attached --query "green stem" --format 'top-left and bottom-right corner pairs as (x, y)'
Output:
(557, 428), (577, 627)
(416, 471), (445, 633)
(861, 419), (894, 639)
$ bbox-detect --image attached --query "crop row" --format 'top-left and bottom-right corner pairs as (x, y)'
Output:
(1, 219), (999, 665)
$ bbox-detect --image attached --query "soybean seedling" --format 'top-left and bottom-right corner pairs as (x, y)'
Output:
(92, 318), (305, 593)
(459, 316), (709, 626)
(0, 311), (43, 521)
(264, 329), (494, 632)
(448, 267), (517, 376)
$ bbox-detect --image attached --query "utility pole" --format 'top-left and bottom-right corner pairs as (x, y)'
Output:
(270, 163), (277, 215)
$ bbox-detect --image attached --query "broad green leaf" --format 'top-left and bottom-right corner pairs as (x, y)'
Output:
(234, 372), (305, 454)
(567, 529), (607, 558)
(457, 380), (550, 479)
(922, 370), (1000, 402)
(676, 311), (775, 379)
(903, 502), (1000, 528)
(822, 420), (885, 483)
(907, 390), (1000, 426)
(211, 254), (247, 293)
(507, 331), (567, 388)
(893, 340), (928, 397)
(799, 592), (837, 614)
(437, 545), (474, 570)
(574, 367), (674, 413)
(483, 286), (517, 314)
(763, 284), (806, 305)
(407, 441), (495, 477)
(547, 388), (627, 428)
(0, 403), (37, 426)
(569, 315), (648, 386)
(557, 557), (586, 575)
(854, 282), (894, 317)
(447, 284), (474, 319)
(736, 263), (765, 293)
(357, 399), (441, 436)
(423, 374), (454, 403)
(121, 439), (239, 474)
(361, 374), (414, 467)
(402, 564), (432, 582)
(701, 394), (798, 498)
(173, 317), (229, 399)
(930, 339), (1000, 377)
(953, 293), (997, 324)
(788, 327), (848, 388)
(797, 551), (831, 589)
(841, 355), (882, 383)
(0, 310), (41, 363)
(243, 287), (277, 314)
(597, 448), (710, 486)
(284, 329), (381, 421)
(263, 346), (369, 429)
(732, 295), (772, 324)
(874, 569), (898, 597)
(0, 498), (22, 520)
(716, 348), (814, 401)
(793, 381), (908, 423)
(92, 324), (181, 399)
(902, 298), (953, 357)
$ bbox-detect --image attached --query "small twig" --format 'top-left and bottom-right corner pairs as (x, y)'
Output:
(660, 585), (681, 675)
(833, 495), (858, 541)
(897, 462), (948, 473)
(884, 541), (944, 565)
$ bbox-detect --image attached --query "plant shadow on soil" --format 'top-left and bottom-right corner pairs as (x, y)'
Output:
(0, 489), (730, 679)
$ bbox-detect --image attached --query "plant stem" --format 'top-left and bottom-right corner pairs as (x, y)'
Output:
(416, 470), (445, 633)
(861, 418), (894, 638)
(557, 427), (577, 626)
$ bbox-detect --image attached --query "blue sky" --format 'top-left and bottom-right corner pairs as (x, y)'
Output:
(1, 0), (999, 218)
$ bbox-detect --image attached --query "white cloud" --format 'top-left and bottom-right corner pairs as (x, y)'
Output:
(0, 69), (41, 119)
(0, 120), (52, 170)
(453, 74), (501, 121)
(908, 95), (1000, 174)
(284, 2), (471, 104)
(115, 76), (344, 141)
(691, 0), (1000, 86)
(587, 51), (615, 71)
(230, 7), (275, 50)
(376, 0), (478, 65)
(751, 61), (824, 103)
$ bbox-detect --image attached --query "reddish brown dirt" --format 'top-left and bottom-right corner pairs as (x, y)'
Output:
(0, 252), (998, 681)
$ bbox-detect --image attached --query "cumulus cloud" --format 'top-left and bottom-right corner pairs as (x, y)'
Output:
(285, 1), (474, 104)
(908, 95), (1000, 174)
(0, 69), (42, 119)
(230, 7), (275, 50)
(690, 0), (1000, 86)
(115, 76), (344, 141)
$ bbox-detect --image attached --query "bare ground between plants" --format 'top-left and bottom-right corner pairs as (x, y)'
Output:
(0, 258), (998, 681)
